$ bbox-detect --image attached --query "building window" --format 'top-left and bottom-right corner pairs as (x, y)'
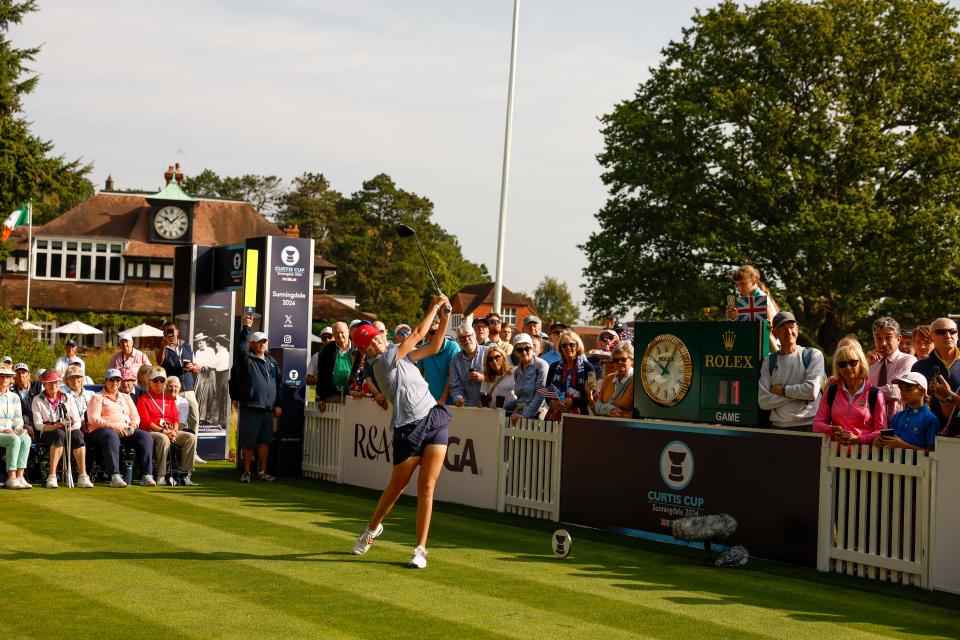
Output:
(502, 308), (518, 327)
(33, 237), (124, 283)
(450, 313), (462, 330)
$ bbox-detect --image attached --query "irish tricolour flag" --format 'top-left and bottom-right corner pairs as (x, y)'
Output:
(2, 202), (30, 241)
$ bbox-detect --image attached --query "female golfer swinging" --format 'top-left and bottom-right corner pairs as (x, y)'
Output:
(351, 293), (452, 569)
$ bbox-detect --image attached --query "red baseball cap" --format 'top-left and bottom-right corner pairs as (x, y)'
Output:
(352, 323), (382, 350)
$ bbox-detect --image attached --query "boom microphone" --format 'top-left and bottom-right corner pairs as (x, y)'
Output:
(670, 513), (737, 542)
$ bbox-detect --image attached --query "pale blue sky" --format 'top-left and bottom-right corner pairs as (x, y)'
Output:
(14, 1), (722, 318)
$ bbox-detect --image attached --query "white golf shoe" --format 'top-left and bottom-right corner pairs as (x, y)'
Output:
(352, 523), (383, 555)
(407, 546), (428, 569)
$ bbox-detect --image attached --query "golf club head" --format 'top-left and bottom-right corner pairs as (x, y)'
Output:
(396, 223), (416, 238)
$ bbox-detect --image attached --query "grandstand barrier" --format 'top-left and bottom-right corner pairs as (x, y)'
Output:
(500, 416), (562, 521)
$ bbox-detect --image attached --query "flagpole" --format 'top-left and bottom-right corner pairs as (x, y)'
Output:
(25, 202), (32, 321)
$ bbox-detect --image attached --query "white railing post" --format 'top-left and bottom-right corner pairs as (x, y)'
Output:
(816, 435), (834, 572)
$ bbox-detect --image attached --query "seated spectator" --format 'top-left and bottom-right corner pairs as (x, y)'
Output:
(912, 325), (934, 359)
(868, 316), (916, 416)
(592, 342), (634, 418)
(136, 367), (197, 486)
(0, 364), (30, 489)
(911, 317), (960, 429)
(108, 332), (152, 384)
(758, 312), (825, 431)
(814, 342), (885, 444)
(86, 368), (154, 488)
(165, 376), (191, 430)
(507, 334), (549, 423)
(875, 372), (938, 451)
(31, 370), (88, 489)
(472, 316), (493, 347)
(61, 366), (94, 488)
(449, 317), (487, 407)
(134, 364), (153, 403)
(11, 362), (40, 435)
(479, 345), (515, 409)
(542, 330), (594, 419)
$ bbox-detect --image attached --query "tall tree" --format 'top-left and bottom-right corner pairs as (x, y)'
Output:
(183, 169), (284, 218)
(533, 276), (580, 325)
(0, 0), (92, 251)
(325, 174), (487, 326)
(275, 172), (342, 247)
(582, 0), (960, 349)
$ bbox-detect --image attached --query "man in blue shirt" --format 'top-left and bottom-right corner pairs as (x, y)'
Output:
(876, 372), (939, 450)
(418, 314), (460, 403)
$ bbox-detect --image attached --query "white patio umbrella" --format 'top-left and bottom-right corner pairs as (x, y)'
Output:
(51, 320), (103, 335)
(12, 318), (42, 331)
(121, 323), (164, 338)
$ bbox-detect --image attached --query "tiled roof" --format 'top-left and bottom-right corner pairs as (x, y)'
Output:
(449, 282), (535, 317)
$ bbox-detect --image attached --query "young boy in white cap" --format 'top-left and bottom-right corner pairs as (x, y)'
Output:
(875, 371), (939, 451)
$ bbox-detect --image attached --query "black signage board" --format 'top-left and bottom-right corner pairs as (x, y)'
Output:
(559, 415), (821, 566)
(266, 237), (311, 350)
(212, 243), (244, 291)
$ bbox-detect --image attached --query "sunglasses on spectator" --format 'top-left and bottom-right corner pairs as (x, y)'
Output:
(397, 331), (411, 337)
(514, 346), (531, 353)
(612, 357), (629, 363)
(487, 318), (501, 324)
(934, 328), (958, 336)
(151, 378), (166, 384)
(560, 343), (577, 349)
(489, 354), (503, 361)
(837, 359), (858, 369)
(107, 377), (121, 382)
(321, 335), (333, 341)
(599, 335), (616, 341)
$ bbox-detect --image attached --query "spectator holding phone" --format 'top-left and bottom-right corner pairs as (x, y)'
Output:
(911, 317), (960, 429)
(814, 342), (886, 445)
(158, 321), (199, 434)
(479, 345), (515, 409)
(875, 372), (938, 451)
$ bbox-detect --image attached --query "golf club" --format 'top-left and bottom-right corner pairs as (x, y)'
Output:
(396, 223), (452, 313)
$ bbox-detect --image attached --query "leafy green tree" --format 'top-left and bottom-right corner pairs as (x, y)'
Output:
(0, 0), (92, 254)
(582, 0), (960, 349)
(533, 276), (580, 325)
(325, 174), (488, 326)
(275, 172), (342, 247)
(183, 169), (284, 217)
(0, 305), (54, 368)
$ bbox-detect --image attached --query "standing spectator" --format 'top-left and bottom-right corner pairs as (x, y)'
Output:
(758, 312), (825, 431)
(479, 345), (515, 408)
(507, 334), (549, 423)
(472, 316), (493, 347)
(108, 332), (152, 385)
(136, 367), (197, 486)
(12, 363), (40, 433)
(899, 330), (914, 356)
(0, 364), (30, 489)
(316, 321), (354, 413)
(158, 321), (200, 434)
(31, 370), (87, 488)
(418, 315), (461, 404)
(485, 312), (513, 357)
(911, 317), (960, 429)
(305, 327), (333, 386)
(500, 322), (515, 346)
(542, 322), (567, 366)
(868, 317), (916, 416)
(543, 330), (594, 419)
(875, 372), (939, 451)
(449, 319), (487, 407)
(393, 324), (412, 344)
(86, 368), (153, 488)
(592, 342), (635, 418)
(234, 317), (283, 483)
(54, 338), (83, 376)
(726, 265), (780, 351)
(912, 325), (934, 359)
(814, 342), (885, 444)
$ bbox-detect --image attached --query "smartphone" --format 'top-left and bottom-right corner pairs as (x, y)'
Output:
(879, 429), (895, 437)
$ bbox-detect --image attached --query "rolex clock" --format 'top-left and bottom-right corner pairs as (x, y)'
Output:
(152, 205), (190, 242)
(641, 333), (694, 407)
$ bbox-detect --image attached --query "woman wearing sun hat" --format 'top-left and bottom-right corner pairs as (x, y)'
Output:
(350, 294), (452, 570)
(31, 369), (87, 488)
(60, 365), (95, 487)
(0, 364), (31, 489)
(86, 368), (154, 488)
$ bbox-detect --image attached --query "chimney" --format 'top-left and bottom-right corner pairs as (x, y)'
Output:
(164, 165), (175, 184)
(284, 224), (300, 238)
(105, 174), (115, 191)
(174, 162), (185, 185)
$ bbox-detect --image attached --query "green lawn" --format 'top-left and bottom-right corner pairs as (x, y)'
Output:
(1, 462), (958, 640)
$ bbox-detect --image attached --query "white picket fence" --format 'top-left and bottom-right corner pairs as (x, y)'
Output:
(302, 403), (562, 521)
(302, 402), (344, 482)
(817, 441), (934, 587)
(499, 417), (563, 520)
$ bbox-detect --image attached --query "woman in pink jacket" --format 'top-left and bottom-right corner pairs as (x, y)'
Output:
(814, 342), (886, 444)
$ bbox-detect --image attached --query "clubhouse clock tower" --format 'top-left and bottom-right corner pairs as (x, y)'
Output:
(147, 163), (197, 244)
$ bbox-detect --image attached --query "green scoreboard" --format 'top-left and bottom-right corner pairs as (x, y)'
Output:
(633, 321), (770, 427)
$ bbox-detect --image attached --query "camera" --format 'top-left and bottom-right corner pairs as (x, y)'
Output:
(165, 328), (175, 337)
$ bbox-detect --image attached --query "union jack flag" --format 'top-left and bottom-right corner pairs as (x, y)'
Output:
(660, 518), (671, 527)
(536, 386), (560, 400)
(736, 294), (767, 322)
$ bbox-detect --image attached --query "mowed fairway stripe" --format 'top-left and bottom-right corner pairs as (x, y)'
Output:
(139, 484), (949, 640)
(32, 495), (659, 640)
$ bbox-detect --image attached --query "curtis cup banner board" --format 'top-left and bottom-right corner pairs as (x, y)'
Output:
(340, 398), (500, 510)
(267, 237), (312, 351)
(559, 415), (822, 566)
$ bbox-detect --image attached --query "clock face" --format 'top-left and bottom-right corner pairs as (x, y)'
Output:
(154, 205), (189, 240)
(641, 333), (694, 407)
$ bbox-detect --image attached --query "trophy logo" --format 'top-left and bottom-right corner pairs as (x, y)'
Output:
(551, 529), (572, 558)
(289, 369), (299, 381)
(281, 245), (300, 266)
(659, 440), (694, 491)
(722, 330), (736, 352)
(232, 252), (242, 270)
